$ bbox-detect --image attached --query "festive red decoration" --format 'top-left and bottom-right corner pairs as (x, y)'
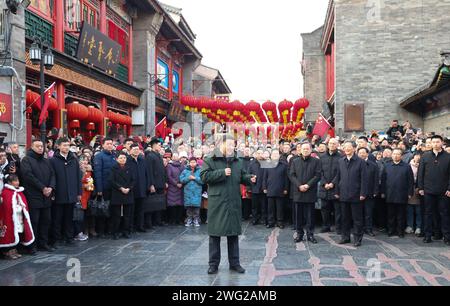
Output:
(69, 119), (80, 129)
(246, 101), (266, 123)
(86, 122), (96, 131)
(67, 102), (89, 121)
(278, 99), (293, 124)
(87, 106), (103, 123)
(293, 98), (310, 123)
(262, 101), (279, 123)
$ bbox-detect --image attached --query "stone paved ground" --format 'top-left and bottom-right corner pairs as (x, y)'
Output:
(0, 222), (449, 286)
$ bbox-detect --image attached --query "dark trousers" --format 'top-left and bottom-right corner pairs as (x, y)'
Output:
(267, 197), (284, 225)
(387, 203), (406, 235)
(321, 199), (341, 231)
(242, 198), (252, 220)
(375, 196), (388, 229)
(341, 201), (363, 242)
(167, 206), (185, 224)
(134, 198), (145, 230)
(252, 193), (267, 224)
(294, 202), (315, 238)
(424, 194), (450, 240)
(50, 203), (75, 244)
(111, 204), (132, 234)
(29, 206), (51, 247)
(282, 197), (292, 225)
(364, 198), (376, 232)
(209, 236), (240, 268)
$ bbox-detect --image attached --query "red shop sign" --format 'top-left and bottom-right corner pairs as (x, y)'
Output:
(0, 92), (12, 123)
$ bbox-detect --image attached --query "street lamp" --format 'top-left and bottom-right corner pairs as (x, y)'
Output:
(30, 36), (54, 143)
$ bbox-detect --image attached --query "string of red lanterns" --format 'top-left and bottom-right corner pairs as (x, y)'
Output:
(181, 95), (310, 140)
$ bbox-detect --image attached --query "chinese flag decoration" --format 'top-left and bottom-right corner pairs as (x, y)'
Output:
(312, 113), (332, 138)
(155, 117), (168, 139)
(38, 82), (56, 125)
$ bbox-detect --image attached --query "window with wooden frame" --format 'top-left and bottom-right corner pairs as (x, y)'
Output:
(29, 0), (54, 21)
(65, 0), (99, 32)
(107, 8), (130, 66)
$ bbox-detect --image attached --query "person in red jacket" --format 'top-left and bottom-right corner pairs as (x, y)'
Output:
(0, 175), (35, 259)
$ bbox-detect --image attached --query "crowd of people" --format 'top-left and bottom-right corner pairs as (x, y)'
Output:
(0, 120), (448, 275)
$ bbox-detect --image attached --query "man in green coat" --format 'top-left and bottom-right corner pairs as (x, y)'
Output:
(201, 134), (256, 275)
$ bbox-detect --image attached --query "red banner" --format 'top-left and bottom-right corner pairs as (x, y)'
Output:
(0, 92), (12, 123)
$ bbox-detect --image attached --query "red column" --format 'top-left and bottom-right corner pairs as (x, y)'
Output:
(54, 82), (65, 129)
(168, 58), (173, 101)
(100, 0), (107, 34)
(128, 24), (133, 84)
(100, 97), (107, 136)
(54, 0), (65, 51)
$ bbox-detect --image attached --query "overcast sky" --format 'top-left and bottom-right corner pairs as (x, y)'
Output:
(161, 0), (329, 103)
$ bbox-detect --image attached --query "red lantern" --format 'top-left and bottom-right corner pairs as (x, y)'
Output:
(87, 106), (103, 123)
(293, 98), (310, 123)
(246, 101), (266, 123)
(69, 120), (80, 129)
(67, 102), (89, 121)
(26, 90), (40, 107)
(262, 101), (279, 123)
(278, 99), (293, 124)
(86, 122), (96, 130)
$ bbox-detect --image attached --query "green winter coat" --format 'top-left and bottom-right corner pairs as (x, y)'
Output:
(201, 154), (253, 237)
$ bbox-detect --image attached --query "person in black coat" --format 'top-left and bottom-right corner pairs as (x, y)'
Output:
(239, 147), (253, 220)
(248, 149), (268, 225)
(6, 142), (21, 182)
(127, 144), (150, 233)
(334, 141), (368, 247)
(418, 135), (450, 244)
(381, 148), (414, 238)
(49, 138), (82, 247)
(318, 138), (342, 234)
(289, 143), (321, 244)
(145, 137), (167, 227)
(20, 140), (56, 253)
(263, 151), (289, 228)
(110, 152), (135, 239)
(357, 147), (380, 237)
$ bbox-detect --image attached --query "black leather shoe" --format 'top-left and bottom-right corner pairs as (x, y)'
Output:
(338, 239), (351, 245)
(336, 231), (342, 236)
(423, 237), (432, 243)
(307, 236), (318, 244)
(444, 239), (450, 246)
(366, 231), (375, 237)
(65, 240), (74, 246)
(38, 244), (55, 252)
(294, 236), (304, 243)
(433, 234), (443, 241)
(122, 233), (130, 239)
(252, 220), (259, 226)
(27, 246), (37, 256)
(266, 224), (275, 229)
(277, 224), (285, 229)
(230, 265), (246, 274)
(207, 266), (218, 275)
(398, 234), (405, 238)
(353, 241), (362, 247)
(137, 228), (147, 233)
(113, 234), (120, 240)
(320, 228), (331, 233)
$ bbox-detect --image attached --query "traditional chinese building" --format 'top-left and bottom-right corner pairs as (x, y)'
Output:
(0, 1), (27, 146)
(302, 0), (450, 136)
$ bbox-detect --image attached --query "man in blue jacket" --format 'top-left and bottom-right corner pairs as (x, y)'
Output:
(93, 137), (117, 237)
(381, 148), (414, 238)
(335, 141), (368, 247)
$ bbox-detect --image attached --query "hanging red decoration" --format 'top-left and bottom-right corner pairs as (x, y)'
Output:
(262, 101), (279, 123)
(246, 101), (266, 123)
(293, 98), (310, 123)
(86, 122), (96, 131)
(69, 119), (80, 129)
(67, 102), (89, 121)
(278, 99), (293, 124)
(87, 106), (103, 123)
